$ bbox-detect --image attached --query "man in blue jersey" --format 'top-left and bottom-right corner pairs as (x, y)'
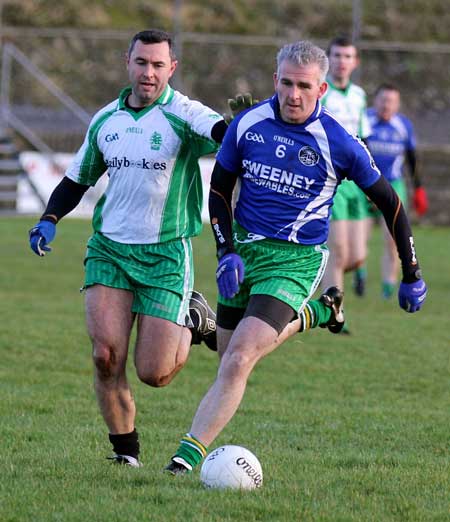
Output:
(28, 29), (250, 468)
(165, 41), (427, 475)
(367, 83), (428, 298)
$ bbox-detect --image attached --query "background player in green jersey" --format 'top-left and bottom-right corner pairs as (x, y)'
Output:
(28, 29), (247, 467)
(320, 35), (372, 326)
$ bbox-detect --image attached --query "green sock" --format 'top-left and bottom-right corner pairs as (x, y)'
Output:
(356, 266), (367, 279)
(299, 300), (331, 332)
(382, 281), (395, 299)
(173, 433), (208, 470)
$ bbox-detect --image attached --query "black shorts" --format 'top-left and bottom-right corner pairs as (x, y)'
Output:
(217, 294), (296, 335)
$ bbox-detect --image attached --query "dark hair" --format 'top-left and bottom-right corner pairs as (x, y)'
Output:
(128, 29), (175, 59)
(374, 83), (400, 96)
(327, 35), (357, 56)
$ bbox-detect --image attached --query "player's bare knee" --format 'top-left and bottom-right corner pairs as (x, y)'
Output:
(221, 348), (256, 380)
(92, 344), (120, 379)
(136, 368), (175, 388)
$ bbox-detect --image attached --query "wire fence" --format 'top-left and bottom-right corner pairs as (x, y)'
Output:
(0, 26), (449, 223)
(1, 26), (449, 148)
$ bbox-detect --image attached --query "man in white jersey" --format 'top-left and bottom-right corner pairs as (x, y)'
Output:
(28, 29), (239, 467)
(320, 35), (372, 317)
(164, 41), (427, 475)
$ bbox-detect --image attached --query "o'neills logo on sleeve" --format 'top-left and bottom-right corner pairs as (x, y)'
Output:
(242, 159), (314, 199)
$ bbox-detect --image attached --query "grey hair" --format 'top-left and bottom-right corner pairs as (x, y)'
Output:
(276, 41), (329, 82)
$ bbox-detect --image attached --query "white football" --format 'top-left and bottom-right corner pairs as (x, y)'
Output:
(200, 445), (263, 490)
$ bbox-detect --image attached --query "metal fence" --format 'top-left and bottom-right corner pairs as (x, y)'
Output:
(1, 26), (449, 149)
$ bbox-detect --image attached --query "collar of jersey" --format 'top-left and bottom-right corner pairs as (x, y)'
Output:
(326, 78), (353, 96)
(118, 85), (175, 119)
(271, 95), (322, 127)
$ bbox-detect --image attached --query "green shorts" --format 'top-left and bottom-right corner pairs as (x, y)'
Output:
(84, 232), (194, 324)
(391, 178), (407, 207)
(218, 223), (329, 314)
(331, 180), (370, 221)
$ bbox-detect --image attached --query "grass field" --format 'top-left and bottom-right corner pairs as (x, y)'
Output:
(1, 216), (449, 522)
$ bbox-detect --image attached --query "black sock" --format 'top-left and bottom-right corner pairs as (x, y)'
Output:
(108, 429), (140, 460)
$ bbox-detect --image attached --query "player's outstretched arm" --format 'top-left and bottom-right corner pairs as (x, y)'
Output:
(28, 177), (89, 256)
(209, 161), (244, 299)
(364, 176), (427, 312)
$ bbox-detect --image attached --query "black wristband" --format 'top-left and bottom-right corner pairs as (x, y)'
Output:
(217, 246), (235, 260)
(402, 268), (422, 284)
(40, 214), (58, 224)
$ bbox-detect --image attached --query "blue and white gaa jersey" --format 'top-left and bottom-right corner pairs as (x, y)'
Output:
(366, 108), (416, 183)
(216, 96), (380, 245)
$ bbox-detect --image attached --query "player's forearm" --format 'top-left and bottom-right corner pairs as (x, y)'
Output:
(364, 176), (421, 282)
(41, 176), (89, 223)
(406, 149), (422, 188)
(209, 162), (238, 257)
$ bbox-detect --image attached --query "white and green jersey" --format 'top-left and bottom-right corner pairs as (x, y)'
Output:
(321, 79), (371, 139)
(66, 85), (222, 244)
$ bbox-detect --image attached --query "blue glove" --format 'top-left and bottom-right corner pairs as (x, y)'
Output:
(398, 279), (427, 313)
(216, 253), (245, 299)
(29, 220), (56, 256)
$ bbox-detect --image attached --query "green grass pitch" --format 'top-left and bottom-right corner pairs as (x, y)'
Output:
(1, 216), (448, 521)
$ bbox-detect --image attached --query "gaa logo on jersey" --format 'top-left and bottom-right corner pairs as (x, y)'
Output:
(245, 131), (265, 143)
(298, 146), (319, 166)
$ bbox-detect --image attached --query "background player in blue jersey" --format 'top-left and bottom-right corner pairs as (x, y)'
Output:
(165, 40), (427, 475)
(367, 83), (428, 298)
